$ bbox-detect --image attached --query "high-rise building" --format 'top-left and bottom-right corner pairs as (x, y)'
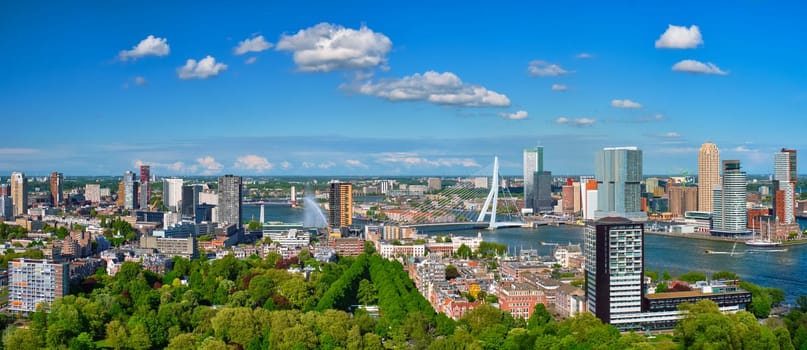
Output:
(427, 178), (442, 192)
(123, 171), (138, 210)
(0, 195), (13, 219)
(523, 146), (544, 210)
(698, 142), (720, 213)
(49, 172), (63, 206)
(218, 175), (243, 228)
(117, 181), (124, 207)
(668, 185), (698, 218)
(562, 183), (575, 215)
(594, 147), (645, 220)
(532, 171), (554, 213)
(181, 184), (202, 219)
(582, 180), (598, 220)
(328, 182), (353, 229)
(8, 258), (69, 313)
(585, 217), (644, 325)
(712, 160), (748, 234)
(773, 149), (797, 224)
(85, 184), (101, 204)
(162, 178), (184, 211)
(139, 165), (151, 209)
(10, 172), (27, 217)
(0, 184), (10, 197)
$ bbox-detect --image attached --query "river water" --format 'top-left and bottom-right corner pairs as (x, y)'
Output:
(244, 204), (807, 303)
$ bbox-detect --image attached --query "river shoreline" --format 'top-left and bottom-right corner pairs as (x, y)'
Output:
(645, 230), (807, 246)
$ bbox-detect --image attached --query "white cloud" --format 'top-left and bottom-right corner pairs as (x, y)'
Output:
(554, 117), (596, 127)
(655, 25), (703, 49)
(353, 71), (510, 107)
(197, 156), (223, 175)
(234, 155), (273, 172)
(345, 159), (368, 168)
(178, 56), (228, 79)
(276, 22), (392, 72)
(551, 84), (568, 91)
(499, 110), (528, 120)
(134, 76), (147, 86)
(672, 59), (728, 75)
(119, 35), (170, 61)
(611, 99), (642, 109)
(662, 132), (681, 138)
(234, 35), (272, 55)
(576, 52), (593, 59)
(377, 152), (480, 167)
(318, 161), (336, 169)
(528, 61), (571, 77)
(245, 57), (257, 65)
(280, 161), (291, 169)
(301, 162), (315, 168)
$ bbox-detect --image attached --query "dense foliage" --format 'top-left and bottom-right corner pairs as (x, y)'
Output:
(0, 251), (802, 350)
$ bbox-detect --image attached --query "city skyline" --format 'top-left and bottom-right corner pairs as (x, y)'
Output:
(1, 2), (805, 176)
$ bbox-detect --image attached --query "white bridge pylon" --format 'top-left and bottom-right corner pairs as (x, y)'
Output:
(476, 156), (523, 229)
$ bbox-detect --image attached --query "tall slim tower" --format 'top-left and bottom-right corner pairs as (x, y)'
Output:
(49, 172), (63, 206)
(698, 142), (720, 213)
(181, 184), (201, 219)
(139, 165), (151, 209)
(328, 182), (353, 229)
(218, 175), (243, 228)
(712, 160), (747, 233)
(123, 171), (138, 210)
(10, 172), (27, 217)
(162, 178), (184, 211)
(585, 217), (645, 326)
(523, 146), (544, 210)
(773, 149), (797, 224)
(594, 147), (645, 220)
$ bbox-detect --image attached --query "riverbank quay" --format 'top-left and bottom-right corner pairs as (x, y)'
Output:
(646, 230), (807, 246)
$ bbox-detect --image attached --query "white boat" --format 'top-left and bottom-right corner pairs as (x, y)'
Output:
(745, 217), (782, 247)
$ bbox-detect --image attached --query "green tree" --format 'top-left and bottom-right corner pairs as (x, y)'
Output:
(527, 303), (553, 329)
(456, 244), (472, 259)
(712, 270), (739, 280)
(105, 320), (129, 350)
(3, 327), (45, 350)
(662, 270), (672, 281)
(445, 265), (460, 280)
(357, 279), (377, 305)
(247, 220), (262, 231)
(678, 271), (707, 283)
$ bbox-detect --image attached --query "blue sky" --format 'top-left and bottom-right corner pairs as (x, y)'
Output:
(1, 1), (805, 176)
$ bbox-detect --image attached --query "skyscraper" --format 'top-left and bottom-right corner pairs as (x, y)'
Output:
(698, 142), (720, 213)
(328, 182), (353, 229)
(10, 172), (27, 217)
(523, 146), (544, 211)
(594, 147), (645, 220)
(181, 184), (201, 220)
(532, 171), (554, 213)
(123, 171), (138, 210)
(139, 165), (151, 209)
(585, 217), (644, 325)
(162, 178), (184, 211)
(49, 172), (63, 206)
(712, 160), (748, 234)
(668, 185), (697, 218)
(218, 175), (243, 228)
(773, 149), (797, 224)
(0, 195), (13, 219)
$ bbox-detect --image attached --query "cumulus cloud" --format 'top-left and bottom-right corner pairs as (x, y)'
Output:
(319, 161), (336, 169)
(555, 117), (596, 127)
(234, 155), (273, 172)
(134, 76), (147, 86)
(197, 156), (223, 175)
(345, 159), (368, 168)
(499, 110), (528, 120)
(576, 52), (593, 59)
(655, 25), (703, 49)
(276, 23), (392, 72)
(301, 161), (316, 168)
(528, 61), (571, 77)
(611, 99), (642, 109)
(245, 57), (257, 64)
(234, 35), (273, 55)
(551, 84), (568, 91)
(353, 71), (510, 107)
(377, 152), (480, 167)
(672, 59), (728, 75)
(119, 35), (170, 60)
(662, 132), (681, 138)
(178, 56), (228, 79)
(280, 161), (291, 169)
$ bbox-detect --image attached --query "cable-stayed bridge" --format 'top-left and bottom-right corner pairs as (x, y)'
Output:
(391, 156), (525, 233)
